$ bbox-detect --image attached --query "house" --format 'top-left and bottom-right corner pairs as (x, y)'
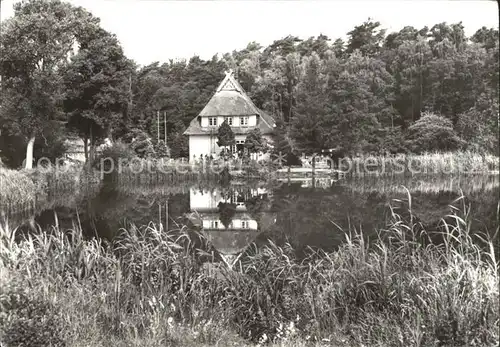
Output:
(183, 70), (275, 162)
(187, 187), (276, 269)
(64, 137), (113, 163)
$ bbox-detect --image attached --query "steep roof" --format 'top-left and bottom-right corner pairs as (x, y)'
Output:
(204, 229), (260, 255)
(183, 70), (275, 136)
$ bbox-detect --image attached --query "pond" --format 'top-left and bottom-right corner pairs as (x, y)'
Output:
(2, 173), (499, 262)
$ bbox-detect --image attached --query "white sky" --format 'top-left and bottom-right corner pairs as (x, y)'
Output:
(1, 0), (498, 66)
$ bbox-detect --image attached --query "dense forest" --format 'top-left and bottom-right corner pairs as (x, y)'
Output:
(0, 0), (498, 167)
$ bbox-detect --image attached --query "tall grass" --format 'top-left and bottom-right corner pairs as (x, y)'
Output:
(0, 166), (102, 216)
(342, 151), (499, 177)
(343, 173), (499, 195)
(0, 193), (498, 347)
(0, 168), (37, 207)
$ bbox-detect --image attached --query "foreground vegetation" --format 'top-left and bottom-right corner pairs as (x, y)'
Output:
(0, 194), (498, 347)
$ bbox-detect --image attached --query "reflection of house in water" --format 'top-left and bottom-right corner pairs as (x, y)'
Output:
(188, 187), (275, 269)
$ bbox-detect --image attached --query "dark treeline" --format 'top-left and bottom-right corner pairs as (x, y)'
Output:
(1, 0), (498, 168)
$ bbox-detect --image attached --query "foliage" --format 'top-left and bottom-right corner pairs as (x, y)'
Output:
(153, 140), (170, 158)
(218, 202), (237, 229)
(217, 121), (235, 149)
(0, 0), (104, 166)
(128, 129), (155, 158)
(0, 285), (68, 347)
(169, 132), (189, 159)
(0, 168), (37, 206)
(405, 113), (464, 153)
(1, 9), (498, 164)
(244, 128), (266, 155)
(456, 93), (499, 154)
(92, 141), (136, 171)
(63, 26), (134, 162)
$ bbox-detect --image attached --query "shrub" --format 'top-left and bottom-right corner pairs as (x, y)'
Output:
(153, 140), (170, 158)
(456, 95), (499, 154)
(92, 141), (136, 170)
(405, 113), (464, 153)
(0, 285), (68, 347)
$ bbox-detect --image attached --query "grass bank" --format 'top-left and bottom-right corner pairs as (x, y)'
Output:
(341, 151), (499, 177)
(0, 196), (498, 347)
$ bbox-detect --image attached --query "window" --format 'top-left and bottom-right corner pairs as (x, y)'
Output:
(240, 116), (248, 126)
(208, 117), (217, 126)
(241, 221), (249, 229)
(224, 117), (233, 126)
(210, 220), (219, 229)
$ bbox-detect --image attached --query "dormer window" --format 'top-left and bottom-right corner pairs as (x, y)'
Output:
(240, 116), (248, 126)
(224, 117), (233, 126)
(208, 117), (217, 126)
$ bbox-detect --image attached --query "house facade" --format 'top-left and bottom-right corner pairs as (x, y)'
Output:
(183, 70), (275, 162)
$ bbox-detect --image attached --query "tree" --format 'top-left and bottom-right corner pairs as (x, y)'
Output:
(244, 128), (266, 157)
(346, 19), (386, 56)
(456, 92), (499, 154)
(217, 120), (235, 159)
(471, 26), (499, 50)
(63, 27), (133, 162)
(0, 0), (100, 169)
(291, 52), (330, 155)
(218, 201), (237, 229)
(390, 36), (433, 126)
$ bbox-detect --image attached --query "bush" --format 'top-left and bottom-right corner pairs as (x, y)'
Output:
(365, 126), (408, 155)
(456, 95), (499, 154)
(92, 141), (135, 170)
(0, 285), (68, 347)
(405, 113), (464, 153)
(153, 140), (170, 158)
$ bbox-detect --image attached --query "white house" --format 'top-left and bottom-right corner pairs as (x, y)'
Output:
(183, 70), (275, 162)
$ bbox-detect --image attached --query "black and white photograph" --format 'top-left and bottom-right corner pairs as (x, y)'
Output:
(0, 0), (498, 346)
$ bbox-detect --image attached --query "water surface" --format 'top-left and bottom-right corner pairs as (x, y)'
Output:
(2, 174), (498, 261)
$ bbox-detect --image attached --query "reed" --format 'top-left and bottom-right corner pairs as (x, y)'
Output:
(342, 151), (499, 177)
(0, 168), (37, 206)
(0, 166), (102, 215)
(0, 193), (498, 347)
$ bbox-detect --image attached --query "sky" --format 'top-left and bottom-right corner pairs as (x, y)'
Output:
(1, 0), (498, 66)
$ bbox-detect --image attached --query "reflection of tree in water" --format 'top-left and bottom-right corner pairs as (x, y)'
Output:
(27, 181), (191, 240)
(259, 181), (499, 257)
(245, 193), (271, 216)
(217, 202), (237, 229)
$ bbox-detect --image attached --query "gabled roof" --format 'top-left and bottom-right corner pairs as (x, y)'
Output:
(203, 229), (260, 255)
(183, 70), (275, 136)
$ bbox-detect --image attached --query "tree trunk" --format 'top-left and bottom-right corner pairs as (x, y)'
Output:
(83, 136), (88, 162)
(25, 136), (36, 169)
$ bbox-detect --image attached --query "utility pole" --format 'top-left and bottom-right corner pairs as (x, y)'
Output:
(128, 73), (133, 123)
(157, 110), (160, 143)
(163, 111), (167, 145)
